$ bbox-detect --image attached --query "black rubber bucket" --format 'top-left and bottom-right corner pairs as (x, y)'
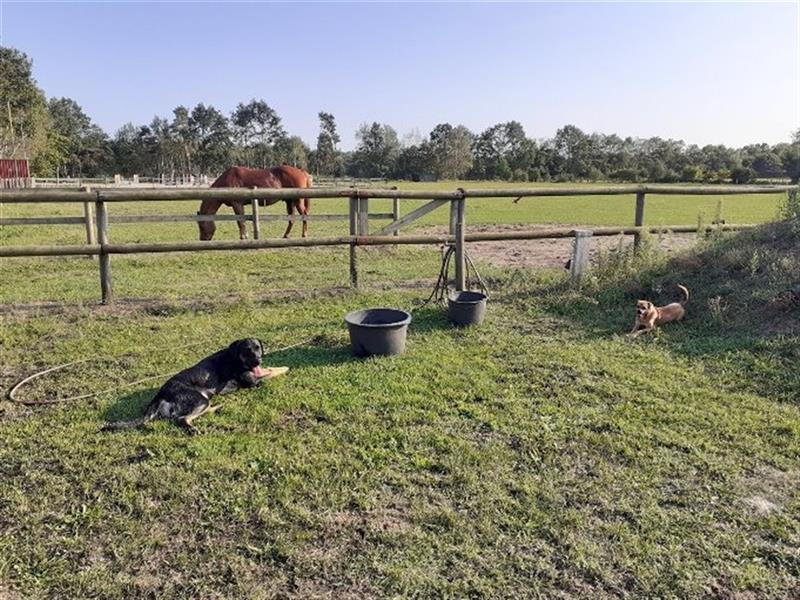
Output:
(345, 308), (412, 358)
(447, 291), (488, 326)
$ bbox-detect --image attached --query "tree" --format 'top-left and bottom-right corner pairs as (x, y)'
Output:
(231, 99), (285, 168)
(428, 123), (474, 180)
(731, 166), (756, 184)
(0, 47), (53, 173)
(314, 111), (340, 176)
(149, 115), (178, 180)
(190, 104), (233, 175)
(394, 143), (434, 181)
(471, 121), (539, 181)
(551, 125), (596, 180)
(170, 106), (194, 178)
(351, 122), (400, 177)
(779, 130), (800, 182)
(48, 97), (112, 177)
(276, 136), (310, 169)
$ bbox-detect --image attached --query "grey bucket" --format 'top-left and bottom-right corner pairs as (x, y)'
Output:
(345, 308), (412, 358)
(447, 291), (488, 326)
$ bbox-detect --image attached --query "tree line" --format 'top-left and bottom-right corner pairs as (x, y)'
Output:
(2, 46), (798, 184)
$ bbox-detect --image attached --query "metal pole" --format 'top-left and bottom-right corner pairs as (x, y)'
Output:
(349, 195), (358, 288)
(454, 197), (466, 291)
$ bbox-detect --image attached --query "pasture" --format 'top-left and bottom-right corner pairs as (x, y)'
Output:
(0, 183), (797, 598)
(0, 181), (784, 304)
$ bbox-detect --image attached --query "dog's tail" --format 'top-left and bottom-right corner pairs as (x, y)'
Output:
(100, 412), (156, 432)
(677, 284), (689, 306)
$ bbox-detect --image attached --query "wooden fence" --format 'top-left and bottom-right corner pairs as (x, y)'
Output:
(30, 175), (389, 189)
(0, 184), (795, 304)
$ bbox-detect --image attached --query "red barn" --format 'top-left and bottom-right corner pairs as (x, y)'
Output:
(0, 159), (31, 188)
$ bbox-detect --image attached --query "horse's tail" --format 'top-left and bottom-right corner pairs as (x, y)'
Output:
(304, 174), (312, 212)
(677, 284), (689, 306)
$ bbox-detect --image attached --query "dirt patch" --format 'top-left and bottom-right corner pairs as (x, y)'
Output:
(423, 224), (702, 270)
(742, 496), (779, 516)
(739, 465), (800, 516)
(0, 585), (22, 600)
(325, 507), (413, 536)
(0, 288), (352, 319)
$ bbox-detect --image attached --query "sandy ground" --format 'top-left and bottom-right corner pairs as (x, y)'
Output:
(425, 224), (702, 270)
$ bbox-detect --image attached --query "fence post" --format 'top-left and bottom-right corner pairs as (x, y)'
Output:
(95, 198), (113, 304)
(349, 195), (359, 288)
(358, 196), (369, 235)
(82, 187), (96, 248)
(251, 198), (261, 240)
(454, 196), (466, 291)
(634, 191), (646, 251)
(392, 188), (400, 239)
(570, 229), (593, 282)
(449, 199), (458, 235)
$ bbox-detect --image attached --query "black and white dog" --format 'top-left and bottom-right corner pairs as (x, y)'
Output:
(103, 338), (269, 434)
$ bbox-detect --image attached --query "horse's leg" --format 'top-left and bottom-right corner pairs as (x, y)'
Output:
(283, 201), (295, 238)
(232, 202), (247, 240)
(300, 198), (309, 238)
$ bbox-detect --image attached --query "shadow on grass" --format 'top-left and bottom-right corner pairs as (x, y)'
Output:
(100, 341), (356, 425)
(262, 340), (355, 369)
(103, 387), (157, 422)
(407, 304), (456, 333)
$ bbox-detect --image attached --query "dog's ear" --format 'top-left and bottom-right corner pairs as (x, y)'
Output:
(230, 339), (251, 365)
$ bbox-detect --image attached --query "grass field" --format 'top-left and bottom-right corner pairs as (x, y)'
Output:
(0, 181), (788, 305)
(0, 184), (798, 598)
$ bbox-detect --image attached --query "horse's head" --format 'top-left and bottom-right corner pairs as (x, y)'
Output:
(198, 212), (216, 241)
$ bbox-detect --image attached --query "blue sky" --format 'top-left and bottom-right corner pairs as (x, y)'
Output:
(2, 1), (797, 149)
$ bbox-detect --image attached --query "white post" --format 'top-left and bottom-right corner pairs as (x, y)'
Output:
(570, 229), (593, 281)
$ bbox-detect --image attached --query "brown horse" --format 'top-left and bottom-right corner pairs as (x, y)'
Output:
(198, 165), (312, 241)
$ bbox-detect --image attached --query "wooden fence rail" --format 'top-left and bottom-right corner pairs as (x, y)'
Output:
(0, 184), (795, 304)
(1, 184), (795, 203)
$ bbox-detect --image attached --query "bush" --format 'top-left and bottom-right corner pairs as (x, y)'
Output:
(681, 165), (704, 182)
(778, 189), (800, 221)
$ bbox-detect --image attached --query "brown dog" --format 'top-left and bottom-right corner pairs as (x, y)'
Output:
(629, 285), (689, 338)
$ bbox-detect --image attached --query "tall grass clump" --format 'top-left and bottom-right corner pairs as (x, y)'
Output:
(588, 229), (666, 291)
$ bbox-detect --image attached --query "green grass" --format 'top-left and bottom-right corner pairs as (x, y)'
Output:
(1, 184), (798, 597)
(0, 214), (798, 597)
